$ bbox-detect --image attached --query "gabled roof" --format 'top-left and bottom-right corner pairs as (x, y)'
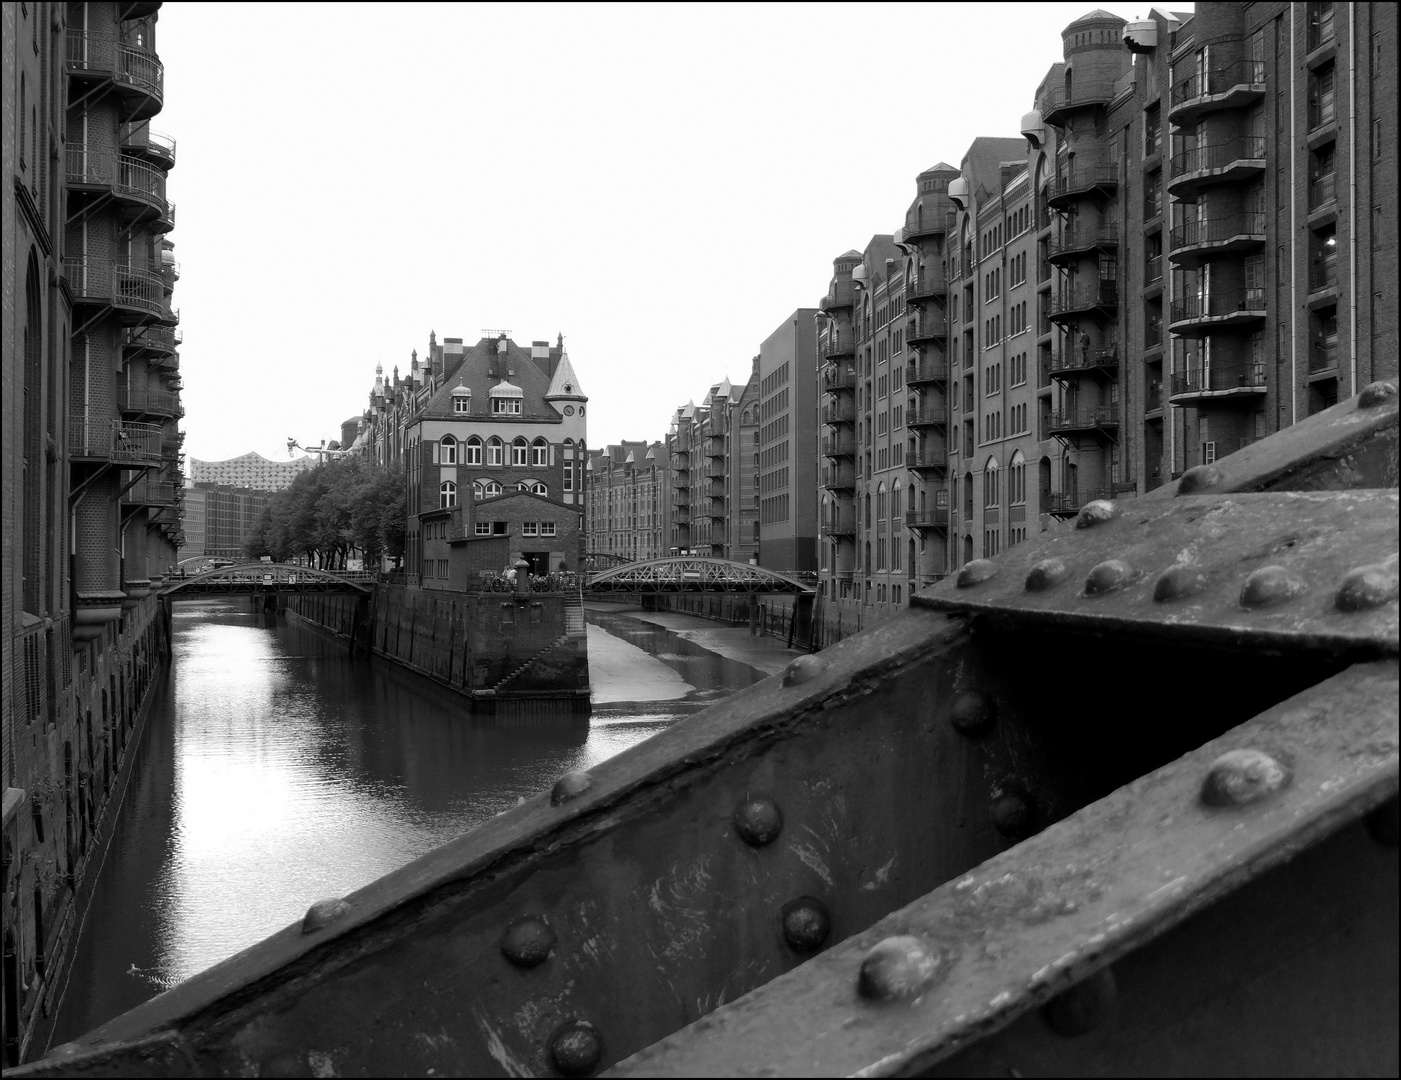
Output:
(420, 337), (563, 420)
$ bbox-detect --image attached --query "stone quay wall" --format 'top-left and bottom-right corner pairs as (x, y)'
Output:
(286, 585), (588, 703)
(646, 592), (902, 652)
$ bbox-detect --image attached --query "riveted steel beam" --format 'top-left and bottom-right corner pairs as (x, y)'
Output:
(915, 489), (1398, 658)
(607, 660), (1398, 1078)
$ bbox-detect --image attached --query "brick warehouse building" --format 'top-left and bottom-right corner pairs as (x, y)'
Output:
(358, 332), (587, 587)
(584, 441), (673, 563)
(819, 1), (1396, 602)
(2, 1), (183, 1061)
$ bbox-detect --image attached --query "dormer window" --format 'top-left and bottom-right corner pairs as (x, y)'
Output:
(492, 397), (522, 415)
(454, 396), (471, 414)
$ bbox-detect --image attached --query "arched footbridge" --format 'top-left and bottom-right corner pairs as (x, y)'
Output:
(159, 563), (374, 597)
(585, 556), (815, 594)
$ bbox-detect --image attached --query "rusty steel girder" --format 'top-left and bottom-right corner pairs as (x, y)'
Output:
(15, 384), (1398, 1078)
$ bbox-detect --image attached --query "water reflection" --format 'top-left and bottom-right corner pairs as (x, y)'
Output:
(53, 600), (768, 1044)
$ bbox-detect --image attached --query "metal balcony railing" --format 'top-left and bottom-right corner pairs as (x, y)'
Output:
(1309, 345), (1340, 374)
(1309, 172), (1336, 211)
(118, 388), (182, 416)
(906, 359), (948, 384)
(1050, 344), (1119, 375)
(903, 199), (952, 240)
(823, 402), (856, 424)
(123, 480), (178, 506)
(1309, 257), (1339, 294)
(1041, 83), (1116, 122)
(906, 270), (947, 300)
(821, 280), (855, 311)
(822, 334), (856, 359)
(906, 313), (947, 341)
(65, 147), (112, 187)
(822, 435), (856, 457)
(1046, 405), (1120, 434)
(1044, 488), (1115, 516)
(823, 367), (857, 392)
(66, 32), (165, 109)
(120, 122), (177, 167)
(820, 515), (857, 537)
(1047, 166), (1119, 203)
(906, 406), (947, 427)
(69, 415), (163, 463)
(1169, 59), (1266, 112)
(906, 448), (948, 470)
(1169, 137), (1267, 181)
(1170, 213), (1266, 253)
(822, 466), (855, 490)
(1048, 226), (1119, 259)
(1048, 280), (1119, 317)
(1169, 288), (1266, 327)
(63, 257), (166, 317)
(905, 507), (950, 529)
(116, 155), (170, 218)
(1170, 363), (1267, 398)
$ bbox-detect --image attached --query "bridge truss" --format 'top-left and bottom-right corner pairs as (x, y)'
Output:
(585, 556), (815, 594)
(160, 563), (373, 597)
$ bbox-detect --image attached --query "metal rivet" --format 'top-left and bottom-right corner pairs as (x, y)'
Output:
(990, 787), (1035, 839)
(1154, 564), (1209, 602)
(1074, 500), (1115, 528)
(551, 771), (592, 806)
(548, 1020), (603, 1076)
(1357, 380), (1398, 409)
(782, 654), (825, 687)
(1201, 749), (1290, 807)
(301, 897), (351, 934)
(781, 896), (832, 953)
(1043, 968), (1117, 1036)
(1176, 463), (1223, 496)
(949, 691), (996, 737)
(1239, 565), (1303, 608)
(957, 559), (998, 587)
(501, 916), (556, 968)
(1084, 559), (1135, 596)
(1366, 798), (1399, 847)
(733, 795), (783, 847)
(858, 935), (945, 1001)
(1335, 563), (1399, 612)
(1025, 558), (1069, 592)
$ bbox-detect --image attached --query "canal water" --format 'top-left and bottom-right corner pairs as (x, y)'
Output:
(51, 598), (793, 1045)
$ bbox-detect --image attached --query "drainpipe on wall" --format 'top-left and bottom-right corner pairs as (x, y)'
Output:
(1348, 1), (1359, 395)
(1289, 6), (1299, 426)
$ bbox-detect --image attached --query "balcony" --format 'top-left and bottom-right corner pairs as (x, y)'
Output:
(1046, 166), (1119, 209)
(823, 401), (856, 425)
(1045, 488), (1115, 518)
(821, 334), (856, 359)
(902, 198), (953, 242)
(1170, 213), (1266, 266)
(1046, 405), (1120, 438)
(1169, 363), (1268, 403)
(704, 462), (725, 479)
(820, 515), (857, 538)
(1169, 288), (1266, 334)
(65, 32), (165, 121)
(1050, 344), (1119, 379)
(823, 465), (855, 492)
(906, 358), (949, 385)
(122, 480), (178, 507)
(905, 507), (950, 530)
(1048, 280), (1118, 321)
(115, 156), (173, 229)
(1145, 381), (1163, 414)
(1168, 137), (1267, 199)
(822, 434), (856, 458)
(118, 388), (182, 417)
(1047, 226), (1119, 264)
(69, 416), (163, 465)
(906, 405), (947, 429)
(63, 257), (168, 322)
(704, 437), (725, 458)
(1169, 59), (1266, 124)
(906, 312), (947, 344)
(120, 123), (176, 169)
(905, 270), (947, 302)
(671, 507), (692, 524)
(906, 447), (949, 473)
(1308, 172), (1336, 213)
(823, 367), (857, 392)
(1041, 83), (1116, 127)
(671, 471), (690, 490)
(820, 279), (855, 312)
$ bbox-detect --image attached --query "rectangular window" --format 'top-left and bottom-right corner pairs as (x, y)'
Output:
(523, 522), (539, 536)
(541, 522), (556, 536)
(475, 521), (491, 536)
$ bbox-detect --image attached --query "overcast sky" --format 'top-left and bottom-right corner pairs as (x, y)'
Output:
(159, 2), (1182, 463)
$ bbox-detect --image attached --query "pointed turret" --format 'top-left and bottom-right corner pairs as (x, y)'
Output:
(545, 348), (587, 402)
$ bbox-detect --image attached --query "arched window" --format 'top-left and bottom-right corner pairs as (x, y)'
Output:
(531, 438), (549, 466)
(464, 436), (482, 464)
(472, 480), (485, 500)
(1009, 452), (1026, 505)
(518, 480), (548, 496)
(483, 480), (502, 497)
(486, 437), (504, 466)
(440, 435), (457, 465)
(439, 481), (457, 509)
(511, 437), (529, 466)
(892, 478), (902, 520)
(984, 457), (1000, 508)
